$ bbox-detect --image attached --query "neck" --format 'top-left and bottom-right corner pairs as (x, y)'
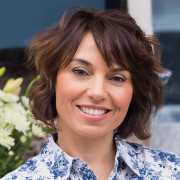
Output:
(57, 130), (116, 164)
(57, 130), (116, 179)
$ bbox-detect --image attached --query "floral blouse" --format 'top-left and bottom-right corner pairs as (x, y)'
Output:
(2, 133), (180, 180)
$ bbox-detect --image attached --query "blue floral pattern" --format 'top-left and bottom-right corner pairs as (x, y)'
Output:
(1, 134), (180, 179)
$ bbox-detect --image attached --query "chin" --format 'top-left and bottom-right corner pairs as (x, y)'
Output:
(75, 128), (112, 139)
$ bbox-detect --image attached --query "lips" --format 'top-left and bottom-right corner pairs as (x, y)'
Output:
(77, 105), (111, 116)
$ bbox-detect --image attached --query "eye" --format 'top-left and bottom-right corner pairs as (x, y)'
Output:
(109, 75), (125, 83)
(72, 67), (88, 76)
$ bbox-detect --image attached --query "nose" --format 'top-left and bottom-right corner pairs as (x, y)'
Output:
(87, 77), (107, 101)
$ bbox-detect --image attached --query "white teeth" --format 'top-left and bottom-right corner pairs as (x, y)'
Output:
(80, 107), (107, 116)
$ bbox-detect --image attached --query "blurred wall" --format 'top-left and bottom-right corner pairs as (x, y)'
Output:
(0, 0), (104, 49)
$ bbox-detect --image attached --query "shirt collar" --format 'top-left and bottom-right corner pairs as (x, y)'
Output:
(40, 133), (97, 179)
(40, 133), (143, 177)
(114, 135), (144, 176)
(40, 133), (74, 178)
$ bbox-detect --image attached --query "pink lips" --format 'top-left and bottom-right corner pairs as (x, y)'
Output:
(77, 105), (112, 122)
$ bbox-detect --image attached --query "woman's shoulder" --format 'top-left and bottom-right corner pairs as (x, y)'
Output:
(0, 155), (53, 180)
(116, 136), (180, 162)
(129, 141), (180, 177)
(127, 140), (180, 163)
(115, 136), (180, 178)
(1, 135), (72, 180)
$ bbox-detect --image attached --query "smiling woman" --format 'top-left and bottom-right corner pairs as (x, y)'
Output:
(2, 7), (180, 180)
(55, 32), (133, 140)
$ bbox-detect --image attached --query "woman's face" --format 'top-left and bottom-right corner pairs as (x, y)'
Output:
(55, 32), (133, 139)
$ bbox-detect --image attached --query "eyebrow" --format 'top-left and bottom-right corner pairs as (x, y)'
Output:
(72, 58), (126, 72)
(72, 58), (93, 67)
(110, 66), (126, 72)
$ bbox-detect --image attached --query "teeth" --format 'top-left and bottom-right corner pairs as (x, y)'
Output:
(80, 107), (107, 116)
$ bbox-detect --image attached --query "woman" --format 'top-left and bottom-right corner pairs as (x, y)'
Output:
(2, 8), (180, 179)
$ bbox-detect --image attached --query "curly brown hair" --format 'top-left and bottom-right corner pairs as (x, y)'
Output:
(27, 7), (164, 140)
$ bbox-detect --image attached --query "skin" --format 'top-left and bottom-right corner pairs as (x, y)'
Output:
(55, 32), (133, 179)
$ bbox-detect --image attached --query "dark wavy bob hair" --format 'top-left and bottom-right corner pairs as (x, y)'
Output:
(27, 7), (165, 140)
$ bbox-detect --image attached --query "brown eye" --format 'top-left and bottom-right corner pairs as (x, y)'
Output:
(72, 68), (88, 76)
(109, 76), (125, 82)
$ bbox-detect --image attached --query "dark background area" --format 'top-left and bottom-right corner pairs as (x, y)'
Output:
(157, 32), (180, 104)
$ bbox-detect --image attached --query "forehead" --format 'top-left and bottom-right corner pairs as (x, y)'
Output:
(73, 32), (128, 70)
(71, 57), (125, 70)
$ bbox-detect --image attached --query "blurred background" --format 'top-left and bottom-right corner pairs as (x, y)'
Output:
(0, 0), (179, 153)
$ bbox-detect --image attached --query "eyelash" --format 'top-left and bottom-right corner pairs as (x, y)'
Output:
(109, 75), (125, 83)
(72, 67), (88, 76)
(72, 67), (126, 83)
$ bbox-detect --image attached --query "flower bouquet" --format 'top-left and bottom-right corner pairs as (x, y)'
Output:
(0, 67), (49, 177)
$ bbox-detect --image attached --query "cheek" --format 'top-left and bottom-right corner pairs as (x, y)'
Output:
(113, 86), (133, 109)
(56, 73), (75, 96)
(55, 75), (83, 105)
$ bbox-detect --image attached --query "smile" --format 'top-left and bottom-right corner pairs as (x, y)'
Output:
(78, 106), (109, 116)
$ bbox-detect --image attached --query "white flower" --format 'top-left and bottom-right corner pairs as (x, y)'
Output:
(0, 67), (6, 77)
(0, 90), (19, 102)
(14, 116), (31, 134)
(0, 102), (31, 134)
(32, 124), (46, 137)
(3, 78), (23, 95)
(0, 70), (49, 175)
(27, 132), (33, 138)
(0, 120), (14, 133)
(0, 100), (3, 107)
(0, 128), (15, 149)
(21, 96), (29, 108)
(27, 111), (36, 123)
(8, 150), (14, 156)
(20, 135), (27, 143)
